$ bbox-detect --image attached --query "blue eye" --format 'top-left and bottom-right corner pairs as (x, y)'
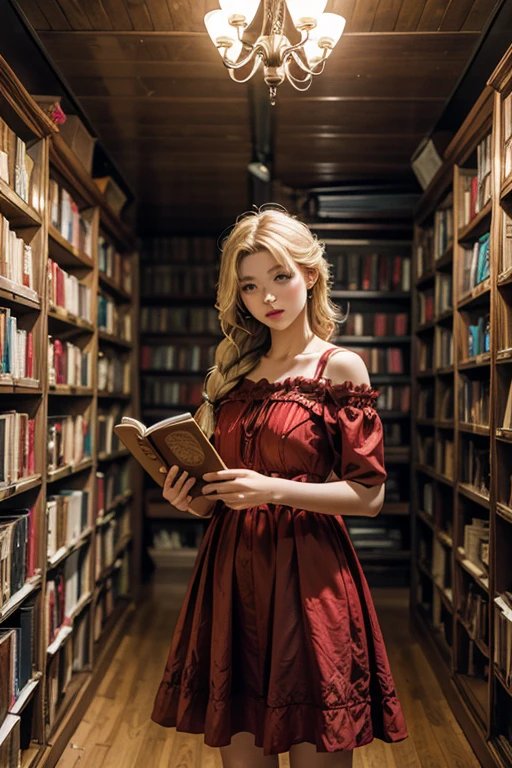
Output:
(240, 273), (292, 292)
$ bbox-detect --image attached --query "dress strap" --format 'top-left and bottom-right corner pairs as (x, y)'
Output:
(313, 346), (341, 380)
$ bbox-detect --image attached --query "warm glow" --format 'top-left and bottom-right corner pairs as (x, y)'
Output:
(285, 0), (327, 27)
(219, 0), (260, 26)
(314, 12), (346, 47)
(204, 10), (237, 46)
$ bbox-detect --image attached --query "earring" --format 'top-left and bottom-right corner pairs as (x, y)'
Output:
(307, 289), (313, 300)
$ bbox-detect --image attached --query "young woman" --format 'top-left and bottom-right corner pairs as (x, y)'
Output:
(151, 208), (408, 767)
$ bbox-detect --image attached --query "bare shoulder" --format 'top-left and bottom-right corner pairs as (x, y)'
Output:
(323, 347), (371, 387)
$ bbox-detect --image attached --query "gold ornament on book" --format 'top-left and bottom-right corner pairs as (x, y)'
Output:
(204, 0), (345, 105)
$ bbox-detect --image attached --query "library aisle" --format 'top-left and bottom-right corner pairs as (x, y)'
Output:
(54, 572), (478, 768)
(1, 3), (512, 768)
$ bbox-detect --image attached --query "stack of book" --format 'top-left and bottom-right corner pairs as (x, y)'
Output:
(0, 413), (36, 485)
(48, 259), (91, 323)
(47, 415), (91, 471)
(48, 337), (90, 388)
(46, 490), (91, 561)
(0, 310), (34, 383)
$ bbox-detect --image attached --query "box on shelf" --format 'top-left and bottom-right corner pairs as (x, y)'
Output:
(94, 176), (127, 216)
(58, 114), (96, 174)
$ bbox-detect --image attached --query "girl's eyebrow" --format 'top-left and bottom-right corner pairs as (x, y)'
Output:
(239, 265), (283, 283)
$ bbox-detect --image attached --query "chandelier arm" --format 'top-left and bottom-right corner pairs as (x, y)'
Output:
(284, 58), (313, 92)
(290, 48), (328, 77)
(279, 28), (310, 59)
(228, 55), (263, 83)
(220, 41), (265, 70)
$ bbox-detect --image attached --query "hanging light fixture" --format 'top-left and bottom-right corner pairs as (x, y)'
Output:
(204, 0), (345, 105)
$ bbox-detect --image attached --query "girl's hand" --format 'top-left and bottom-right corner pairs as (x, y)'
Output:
(201, 468), (279, 510)
(160, 465), (197, 511)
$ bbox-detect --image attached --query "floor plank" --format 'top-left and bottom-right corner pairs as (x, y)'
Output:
(56, 568), (481, 768)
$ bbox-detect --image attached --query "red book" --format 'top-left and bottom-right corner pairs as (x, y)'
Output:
(392, 256), (402, 290)
(27, 418), (35, 475)
(54, 339), (63, 384)
(362, 255), (372, 291)
(470, 176), (478, 220)
(374, 314), (387, 336)
(395, 314), (408, 335)
(26, 505), (36, 578)
(26, 331), (33, 379)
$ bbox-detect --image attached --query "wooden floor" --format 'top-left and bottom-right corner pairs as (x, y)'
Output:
(56, 567), (481, 768)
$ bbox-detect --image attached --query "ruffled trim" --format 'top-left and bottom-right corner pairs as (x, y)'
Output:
(220, 376), (380, 410)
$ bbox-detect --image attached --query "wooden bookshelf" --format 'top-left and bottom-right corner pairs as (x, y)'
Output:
(310, 233), (413, 587)
(140, 237), (220, 569)
(0, 55), (141, 768)
(411, 44), (512, 768)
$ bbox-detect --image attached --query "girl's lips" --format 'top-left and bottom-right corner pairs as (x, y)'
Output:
(266, 309), (284, 317)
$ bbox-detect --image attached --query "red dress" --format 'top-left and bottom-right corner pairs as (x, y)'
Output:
(151, 347), (408, 755)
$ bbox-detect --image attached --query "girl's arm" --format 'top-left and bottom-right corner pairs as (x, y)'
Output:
(270, 476), (385, 517)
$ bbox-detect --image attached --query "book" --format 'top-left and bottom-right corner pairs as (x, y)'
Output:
(114, 413), (226, 514)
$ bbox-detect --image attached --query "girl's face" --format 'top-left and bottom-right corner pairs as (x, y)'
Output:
(238, 249), (312, 328)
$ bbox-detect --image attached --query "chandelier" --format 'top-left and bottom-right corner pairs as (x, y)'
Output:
(204, 0), (346, 105)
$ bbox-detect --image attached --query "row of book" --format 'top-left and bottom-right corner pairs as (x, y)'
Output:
(420, 482), (454, 538)
(461, 233), (490, 294)
(142, 379), (204, 408)
(45, 546), (90, 646)
(460, 584), (488, 646)
(97, 405), (126, 456)
(460, 379), (490, 426)
(48, 337), (90, 388)
(0, 509), (34, 609)
(328, 252), (411, 292)
(341, 312), (408, 337)
(0, 596), (36, 722)
(140, 306), (220, 335)
(49, 179), (93, 257)
(0, 413), (36, 486)
(345, 516), (404, 554)
(503, 214), (512, 276)
(433, 206), (453, 258)
(436, 328), (454, 367)
(418, 283), (455, 324)
(98, 235), (132, 294)
(143, 237), (217, 264)
(151, 522), (204, 552)
(436, 274), (452, 314)
(346, 347), (405, 374)
(494, 592), (512, 686)
(93, 560), (130, 646)
(95, 506), (131, 581)
(141, 265), (218, 297)
(48, 259), (92, 324)
(497, 292), (512, 353)
(0, 216), (36, 299)
(461, 437), (490, 497)
(463, 518), (489, 573)
(375, 384), (410, 412)
(97, 293), (131, 341)
(98, 350), (130, 394)
(383, 422), (407, 447)
(96, 464), (130, 517)
(47, 414), (91, 472)
(467, 314), (490, 359)
(45, 610), (89, 732)
(140, 344), (217, 372)
(47, 490), (91, 561)
(417, 433), (453, 475)
(0, 309), (34, 382)
(0, 116), (35, 206)
(459, 135), (492, 228)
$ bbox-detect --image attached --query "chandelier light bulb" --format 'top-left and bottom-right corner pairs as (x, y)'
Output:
(204, 10), (237, 48)
(219, 0), (260, 27)
(285, 0), (327, 28)
(314, 12), (346, 48)
(204, 0), (345, 103)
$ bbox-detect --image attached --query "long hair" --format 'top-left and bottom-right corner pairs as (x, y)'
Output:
(195, 207), (347, 438)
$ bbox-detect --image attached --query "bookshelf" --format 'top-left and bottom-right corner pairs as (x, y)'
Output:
(411, 44), (512, 768)
(0, 55), (141, 768)
(139, 237), (221, 568)
(311, 230), (412, 587)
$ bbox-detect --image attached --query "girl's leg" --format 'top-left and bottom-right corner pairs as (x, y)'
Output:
(219, 731), (280, 768)
(289, 742), (353, 768)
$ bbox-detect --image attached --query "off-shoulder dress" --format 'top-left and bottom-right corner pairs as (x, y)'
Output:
(151, 346), (408, 755)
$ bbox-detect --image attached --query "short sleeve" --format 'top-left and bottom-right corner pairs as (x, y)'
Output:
(324, 385), (387, 488)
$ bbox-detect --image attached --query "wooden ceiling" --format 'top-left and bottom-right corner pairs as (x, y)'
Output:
(17, 0), (499, 234)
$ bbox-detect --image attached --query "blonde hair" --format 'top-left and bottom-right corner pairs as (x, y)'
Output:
(195, 207), (346, 438)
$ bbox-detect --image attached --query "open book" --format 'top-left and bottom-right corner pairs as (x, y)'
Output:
(114, 413), (227, 516)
